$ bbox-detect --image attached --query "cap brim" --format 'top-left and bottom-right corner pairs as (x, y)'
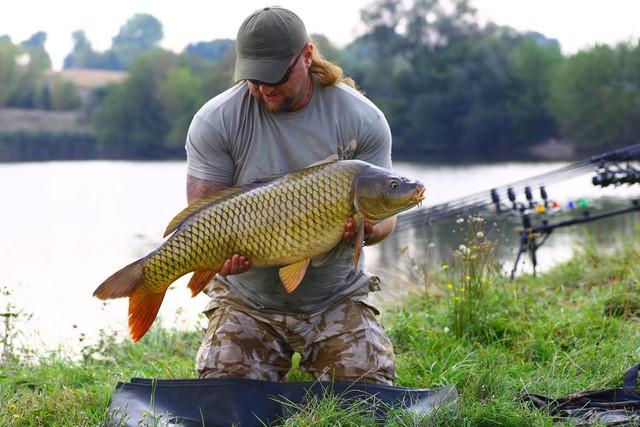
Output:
(234, 56), (292, 84)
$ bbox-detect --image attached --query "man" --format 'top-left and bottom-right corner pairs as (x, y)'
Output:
(186, 6), (396, 385)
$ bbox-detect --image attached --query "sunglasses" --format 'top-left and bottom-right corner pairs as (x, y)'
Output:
(247, 50), (305, 87)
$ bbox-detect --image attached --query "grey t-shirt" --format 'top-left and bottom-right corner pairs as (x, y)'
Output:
(185, 80), (392, 314)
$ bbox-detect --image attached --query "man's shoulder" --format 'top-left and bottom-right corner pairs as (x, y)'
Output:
(195, 83), (250, 121)
(320, 82), (383, 117)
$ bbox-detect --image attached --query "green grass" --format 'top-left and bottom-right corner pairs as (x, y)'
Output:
(1, 230), (639, 426)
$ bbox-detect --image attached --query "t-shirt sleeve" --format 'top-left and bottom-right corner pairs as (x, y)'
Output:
(185, 114), (235, 185)
(354, 113), (393, 169)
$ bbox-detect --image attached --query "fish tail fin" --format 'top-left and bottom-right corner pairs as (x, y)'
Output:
(93, 258), (165, 342)
(93, 258), (145, 299)
(128, 283), (166, 342)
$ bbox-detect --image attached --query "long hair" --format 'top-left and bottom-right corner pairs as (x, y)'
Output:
(309, 41), (356, 89)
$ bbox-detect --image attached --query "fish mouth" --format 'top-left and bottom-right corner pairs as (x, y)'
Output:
(413, 185), (426, 207)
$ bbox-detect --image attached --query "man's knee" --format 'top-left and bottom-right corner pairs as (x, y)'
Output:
(195, 305), (290, 381)
(304, 299), (396, 385)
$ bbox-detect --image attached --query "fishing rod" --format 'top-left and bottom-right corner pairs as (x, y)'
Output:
(508, 152), (640, 278)
(395, 143), (640, 276)
(396, 142), (640, 232)
(509, 199), (640, 279)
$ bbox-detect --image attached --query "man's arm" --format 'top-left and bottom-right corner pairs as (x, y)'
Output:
(365, 216), (396, 245)
(343, 216), (396, 247)
(187, 174), (229, 204)
(187, 175), (251, 275)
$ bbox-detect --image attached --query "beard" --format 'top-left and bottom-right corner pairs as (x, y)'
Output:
(257, 92), (299, 113)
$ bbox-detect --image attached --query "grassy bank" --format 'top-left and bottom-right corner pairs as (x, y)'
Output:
(1, 225), (639, 426)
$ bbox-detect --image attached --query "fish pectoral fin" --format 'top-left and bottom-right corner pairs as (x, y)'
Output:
(353, 218), (366, 267)
(279, 259), (310, 293)
(188, 269), (218, 297)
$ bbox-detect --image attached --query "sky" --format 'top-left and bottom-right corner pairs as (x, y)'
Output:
(1, 0), (639, 70)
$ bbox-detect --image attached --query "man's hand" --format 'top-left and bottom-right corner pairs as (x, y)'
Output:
(343, 215), (397, 247)
(218, 253), (252, 277)
(343, 216), (374, 246)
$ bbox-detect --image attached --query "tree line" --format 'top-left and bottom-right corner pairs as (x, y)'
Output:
(1, 0), (639, 161)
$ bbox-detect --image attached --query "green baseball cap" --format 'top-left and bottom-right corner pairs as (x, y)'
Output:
(234, 6), (308, 83)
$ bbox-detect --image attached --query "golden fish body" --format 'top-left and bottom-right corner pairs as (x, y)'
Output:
(94, 160), (425, 341)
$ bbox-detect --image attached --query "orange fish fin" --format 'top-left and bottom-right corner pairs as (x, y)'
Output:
(279, 259), (310, 293)
(187, 269), (217, 297)
(353, 218), (365, 267)
(93, 258), (145, 299)
(128, 284), (166, 342)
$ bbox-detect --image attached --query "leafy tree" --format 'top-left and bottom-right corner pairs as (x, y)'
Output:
(158, 66), (207, 147)
(310, 34), (342, 64)
(0, 32), (54, 109)
(94, 49), (175, 155)
(200, 50), (236, 100)
(550, 43), (640, 149)
(20, 31), (51, 70)
(347, 0), (516, 156)
(63, 30), (112, 69)
(49, 76), (81, 110)
(0, 39), (20, 106)
(110, 13), (164, 70)
(184, 39), (234, 62)
(507, 36), (563, 145)
(93, 44), (236, 157)
(346, 0), (565, 158)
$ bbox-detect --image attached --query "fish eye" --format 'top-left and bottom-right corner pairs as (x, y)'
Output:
(390, 180), (399, 189)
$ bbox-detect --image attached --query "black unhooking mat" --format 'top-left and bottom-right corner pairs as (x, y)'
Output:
(107, 377), (458, 426)
(523, 363), (640, 426)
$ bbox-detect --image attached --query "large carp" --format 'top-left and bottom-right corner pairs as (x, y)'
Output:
(94, 160), (425, 341)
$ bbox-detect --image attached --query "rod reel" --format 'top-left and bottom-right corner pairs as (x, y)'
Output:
(592, 161), (640, 187)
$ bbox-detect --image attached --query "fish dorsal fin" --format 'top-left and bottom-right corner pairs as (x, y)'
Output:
(353, 217), (366, 267)
(164, 187), (246, 237)
(164, 177), (285, 238)
(306, 156), (338, 168)
(279, 259), (310, 293)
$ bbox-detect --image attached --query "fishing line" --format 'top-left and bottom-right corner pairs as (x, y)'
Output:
(396, 143), (640, 233)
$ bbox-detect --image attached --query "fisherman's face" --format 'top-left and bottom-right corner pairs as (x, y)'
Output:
(247, 44), (313, 113)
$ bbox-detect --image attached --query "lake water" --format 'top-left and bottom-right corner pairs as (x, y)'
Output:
(1, 160), (639, 354)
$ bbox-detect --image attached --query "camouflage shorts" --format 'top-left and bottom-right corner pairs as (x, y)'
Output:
(195, 281), (396, 385)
